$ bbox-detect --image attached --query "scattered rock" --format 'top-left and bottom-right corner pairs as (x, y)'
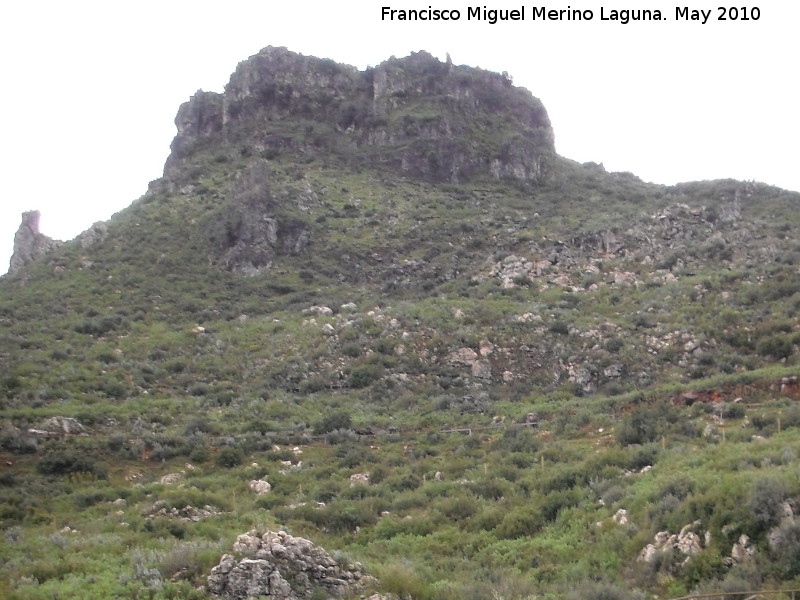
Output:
(249, 480), (272, 495)
(159, 472), (184, 485)
(350, 473), (370, 487)
(612, 509), (628, 525)
(148, 502), (222, 522)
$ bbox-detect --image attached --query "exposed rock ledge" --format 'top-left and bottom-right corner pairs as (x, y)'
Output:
(207, 529), (376, 599)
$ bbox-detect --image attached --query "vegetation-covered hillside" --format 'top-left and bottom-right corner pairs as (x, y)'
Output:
(1, 47), (799, 600)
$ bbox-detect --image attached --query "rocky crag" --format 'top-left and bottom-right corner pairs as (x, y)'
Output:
(166, 46), (554, 185)
(8, 211), (61, 274)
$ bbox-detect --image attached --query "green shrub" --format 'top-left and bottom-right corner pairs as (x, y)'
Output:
(766, 521), (800, 578)
(436, 495), (478, 521)
(314, 411), (352, 434)
(565, 580), (645, 600)
(756, 335), (793, 359)
(377, 562), (436, 600)
(215, 447), (243, 468)
(617, 404), (681, 446)
(347, 364), (383, 388)
(0, 427), (37, 454)
(37, 452), (105, 478)
(495, 505), (544, 539)
(722, 403), (746, 419)
(748, 476), (789, 532)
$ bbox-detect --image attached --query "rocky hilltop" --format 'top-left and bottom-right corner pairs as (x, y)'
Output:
(166, 47), (554, 185)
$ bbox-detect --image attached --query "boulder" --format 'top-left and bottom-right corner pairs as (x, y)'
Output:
(249, 480), (272, 495)
(730, 534), (754, 564)
(638, 521), (705, 565)
(40, 416), (86, 435)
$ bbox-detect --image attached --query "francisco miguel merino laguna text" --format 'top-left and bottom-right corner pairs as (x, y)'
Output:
(380, 5), (663, 23)
(382, 6), (762, 24)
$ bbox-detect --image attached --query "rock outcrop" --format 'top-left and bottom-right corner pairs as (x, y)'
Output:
(39, 416), (86, 435)
(147, 502), (222, 522)
(638, 521), (705, 567)
(207, 530), (375, 600)
(76, 221), (109, 249)
(249, 479), (272, 495)
(166, 47), (554, 185)
(205, 160), (310, 275)
(8, 211), (62, 274)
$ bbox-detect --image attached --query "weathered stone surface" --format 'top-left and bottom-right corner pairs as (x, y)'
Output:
(9, 211), (62, 274)
(448, 347), (479, 366)
(208, 530), (376, 599)
(167, 47), (554, 187)
(147, 501), (222, 522)
(638, 521), (705, 566)
(471, 359), (492, 380)
(76, 221), (109, 249)
(159, 472), (184, 485)
(205, 160), (310, 275)
(165, 89), (224, 173)
(40, 416), (86, 435)
(349, 472), (370, 487)
(730, 534), (754, 563)
(303, 305), (333, 316)
(249, 480), (272, 495)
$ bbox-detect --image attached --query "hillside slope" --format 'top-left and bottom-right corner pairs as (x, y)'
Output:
(1, 47), (799, 600)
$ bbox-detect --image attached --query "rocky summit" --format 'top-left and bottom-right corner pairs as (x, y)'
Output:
(1, 47), (799, 600)
(167, 47), (553, 185)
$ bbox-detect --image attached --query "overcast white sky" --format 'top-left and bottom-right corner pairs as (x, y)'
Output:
(1, 1), (798, 274)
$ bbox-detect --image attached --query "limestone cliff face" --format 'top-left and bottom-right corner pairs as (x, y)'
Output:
(169, 90), (224, 161)
(8, 211), (62, 274)
(165, 47), (554, 184)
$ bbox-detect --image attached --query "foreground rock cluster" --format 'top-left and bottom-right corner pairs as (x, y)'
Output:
(207, 530), (376, 599)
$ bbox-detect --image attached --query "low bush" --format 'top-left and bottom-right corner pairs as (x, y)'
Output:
(37, 452), (105, 478)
